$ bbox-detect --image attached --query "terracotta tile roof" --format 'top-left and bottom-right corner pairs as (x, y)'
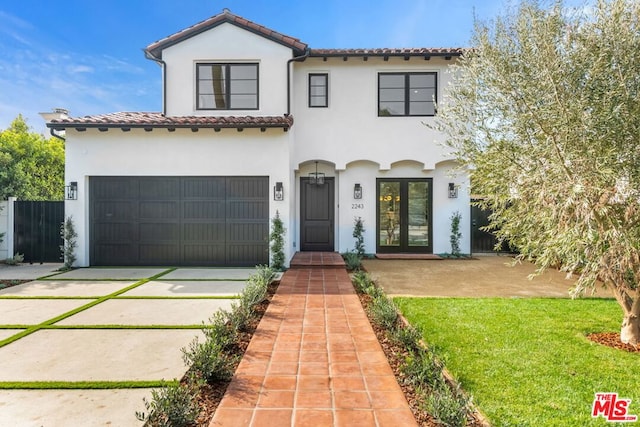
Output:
(145, 9), (308, 59)
(47, 112), (294, 130)
(308, 47), (465, 58)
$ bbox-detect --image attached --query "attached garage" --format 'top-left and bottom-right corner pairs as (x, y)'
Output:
(90, 176), (269, 266)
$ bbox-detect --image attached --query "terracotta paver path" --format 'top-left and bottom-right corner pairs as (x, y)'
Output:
(209, 253), (417, 427)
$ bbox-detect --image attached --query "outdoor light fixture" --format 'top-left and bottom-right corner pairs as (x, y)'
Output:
(308, 161), (325, 185)
(448, 182), (458, 199)
(354, 183), (362, 199)
(65, 182), (78, 200)
(274, 182), (284, 201)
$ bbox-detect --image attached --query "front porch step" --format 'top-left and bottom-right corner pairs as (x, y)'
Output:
(289, 252), (346, 269)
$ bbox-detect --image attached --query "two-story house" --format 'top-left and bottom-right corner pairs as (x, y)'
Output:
(47, 9), (470, 267)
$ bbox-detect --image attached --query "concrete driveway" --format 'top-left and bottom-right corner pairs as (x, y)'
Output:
(0, 266), (255, 427)
(362, 255), (613, 298)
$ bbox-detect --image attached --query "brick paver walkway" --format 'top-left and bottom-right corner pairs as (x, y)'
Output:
(209, 253), (417, 426)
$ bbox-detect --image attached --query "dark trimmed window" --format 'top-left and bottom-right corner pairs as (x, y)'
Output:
(378, 72), (437, 116)
(309, 73), (328, 107)
(196, 63), (258, 110)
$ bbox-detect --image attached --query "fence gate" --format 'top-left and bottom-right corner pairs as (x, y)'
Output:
(13, 201), (64, 263)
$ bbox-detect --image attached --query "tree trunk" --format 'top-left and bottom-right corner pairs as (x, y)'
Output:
(620, 314), (639, 345)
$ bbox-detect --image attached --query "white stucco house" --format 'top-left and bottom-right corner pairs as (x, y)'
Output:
(46, 9), (470, 267)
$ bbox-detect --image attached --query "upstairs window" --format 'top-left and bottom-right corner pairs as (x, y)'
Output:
(196, 63), (259, 110)
(378, 72), (437, 116)
(309, 73), (328, 107)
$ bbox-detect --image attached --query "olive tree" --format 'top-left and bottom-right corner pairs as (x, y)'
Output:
(434, 0), (640, 343)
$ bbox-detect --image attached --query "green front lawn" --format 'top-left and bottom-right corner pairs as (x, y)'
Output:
(394, 298), (638, 426)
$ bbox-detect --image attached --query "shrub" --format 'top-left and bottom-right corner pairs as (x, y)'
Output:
(135, 381), (200, 427)
(450, 211), (462, 257)
(401, 348), (444, 389)
(425, 380), (471, 427)
(202, 310), (238, 351)
(391, 323), (424, 354)
(60, 216), (78, 269)
(182, 337), (238, 383)
(4, 253), (24, 265)
(353, 216), (365, 257)
(368, 295), (399, 330)
(342, 251), (361, 271)
(269, 211), (286, 271)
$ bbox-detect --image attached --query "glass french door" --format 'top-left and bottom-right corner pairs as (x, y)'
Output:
(377, 178), (432, 253)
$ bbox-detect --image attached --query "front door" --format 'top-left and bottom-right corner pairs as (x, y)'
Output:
(377, 178), (432, 253)
(300, 177), (335, 251)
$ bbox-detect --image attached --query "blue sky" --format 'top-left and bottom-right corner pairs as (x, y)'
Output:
(0, 0), (586, 134)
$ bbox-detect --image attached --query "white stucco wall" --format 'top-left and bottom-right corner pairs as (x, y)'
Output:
(65, 128), (292, 266)
(291, 56), (457, 169)
(290, 56), (471, 254)
(161, 22), (293, 117)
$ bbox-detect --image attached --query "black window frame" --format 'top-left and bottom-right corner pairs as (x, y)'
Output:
(378, 72), (437, 117)
(196, 63), (259, 111)
(308, 73), (328, 108)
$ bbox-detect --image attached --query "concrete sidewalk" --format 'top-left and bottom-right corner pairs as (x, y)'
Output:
(0, 267), (256, 427)
(0, 263), (62, 280)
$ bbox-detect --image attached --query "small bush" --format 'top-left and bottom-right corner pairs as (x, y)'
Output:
(135, 381), (200, 427)
(450, 211), (462, 257)
(401, 348), (444, 389)
(182, 337), (238, 383)
(4, 253), (24, 265)
(270, 211), (286, 271)
(425, 381), (471, 427)
(342, 251), (361, 271)
(353, 216), (365, 257)
(391, 323), (424, 353)
(60, 216), (78, 269)
(202, 310), (238, 351)
(368, 296), (399, 330)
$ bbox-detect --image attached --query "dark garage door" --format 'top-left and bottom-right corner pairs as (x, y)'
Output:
(90, 176), (269, 266)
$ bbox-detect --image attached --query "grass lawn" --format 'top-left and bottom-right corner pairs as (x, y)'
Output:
(394, 297), (639, 426)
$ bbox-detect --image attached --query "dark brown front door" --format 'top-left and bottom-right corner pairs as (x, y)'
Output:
(300, 177), (334, 251)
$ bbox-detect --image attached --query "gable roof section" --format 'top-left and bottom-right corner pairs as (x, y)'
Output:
(145, 9), (308, 60)
(47, 112), (294, 131)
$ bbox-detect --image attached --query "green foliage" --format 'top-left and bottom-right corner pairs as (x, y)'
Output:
(135, 381), (200, 427)
(341, 251), (361, 271)
(353, 216), (365, 257)
(425, 381), (472, 427)
(269, 211), (286, 271)
(401, 348), (443, 389)
(181, 337), (238, 383)
(390, 323), (423, 354)
(60, 216), (77, 269)
(449, 211), (462, 256)
(434, 0), (640, 343)
(368, 296), (399, 330)
(352, 271), (384, 298)
(181, 266), (274, 382)
(0, 115), (64, 200)
(395, 297), (639, 426)
(4, 253), (24, 265)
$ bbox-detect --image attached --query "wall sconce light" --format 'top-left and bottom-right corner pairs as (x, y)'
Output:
(65, 182), (78, 200)
(354, 183), (362, 199)
(274, 182), (284, 201)
(448, 182), (458, 199)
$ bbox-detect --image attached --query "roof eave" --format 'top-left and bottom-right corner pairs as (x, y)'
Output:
(145, 14), (307, 60)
